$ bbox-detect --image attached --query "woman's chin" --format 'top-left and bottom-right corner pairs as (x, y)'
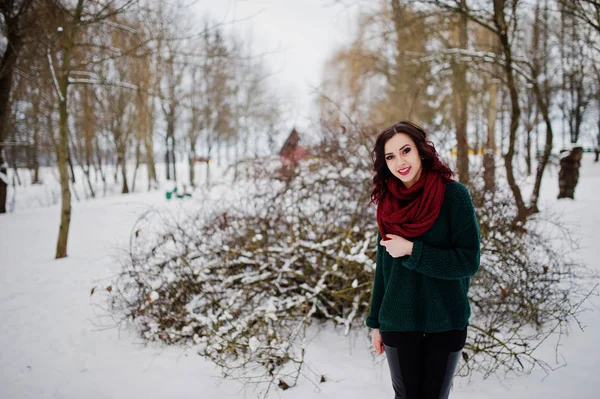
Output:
(398, 174), (413, 183)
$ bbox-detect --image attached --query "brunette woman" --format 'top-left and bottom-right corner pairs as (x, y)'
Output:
(366, 120), (480, 399)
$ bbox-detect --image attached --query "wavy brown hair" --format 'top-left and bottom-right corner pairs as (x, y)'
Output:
(370, 120), (454, 204)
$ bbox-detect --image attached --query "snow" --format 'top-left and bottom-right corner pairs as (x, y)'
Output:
(248, 337), (261, 353)
(1, 154), (600, 398)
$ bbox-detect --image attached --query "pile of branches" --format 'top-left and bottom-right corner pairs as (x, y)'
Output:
(103, 128), (591, 394)
(106, 140), (378, 395)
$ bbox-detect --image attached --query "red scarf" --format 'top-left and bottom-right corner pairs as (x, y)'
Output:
(377, 169), (447, 240)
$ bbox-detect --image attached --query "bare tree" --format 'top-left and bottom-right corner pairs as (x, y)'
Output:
(46, 0), (142, 258)
(559, 5), (593, 145)
(51, 0), (85, 258)
(0, 0), (36, 213)
(489, 0), (528, 222)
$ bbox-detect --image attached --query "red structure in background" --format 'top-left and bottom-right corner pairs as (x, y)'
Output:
(279, 128), (308, 166)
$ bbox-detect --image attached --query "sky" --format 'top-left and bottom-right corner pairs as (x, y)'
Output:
(194, 0), (359, 133)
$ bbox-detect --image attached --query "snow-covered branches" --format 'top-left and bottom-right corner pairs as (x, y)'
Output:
(107, 139), (377, 395)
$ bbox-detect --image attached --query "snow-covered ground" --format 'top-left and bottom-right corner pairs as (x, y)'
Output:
(1, 154), (599, 398)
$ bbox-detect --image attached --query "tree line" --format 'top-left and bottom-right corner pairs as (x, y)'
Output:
(0, 0), (281, 258)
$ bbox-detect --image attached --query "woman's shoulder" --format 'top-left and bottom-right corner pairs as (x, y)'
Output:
(444, 180), (467, 194)
(444, 181), (473, 204)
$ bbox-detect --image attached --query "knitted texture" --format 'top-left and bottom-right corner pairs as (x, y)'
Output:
(366, 181), (481, 333)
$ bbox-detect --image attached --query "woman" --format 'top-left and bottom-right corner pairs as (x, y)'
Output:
(366, 120), (480, 399)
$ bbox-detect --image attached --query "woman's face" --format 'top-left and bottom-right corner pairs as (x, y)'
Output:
(384, 133), (423, 188)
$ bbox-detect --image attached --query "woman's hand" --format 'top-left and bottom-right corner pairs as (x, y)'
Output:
(372, 328), (384, 355)
(380, 234), (414, 258)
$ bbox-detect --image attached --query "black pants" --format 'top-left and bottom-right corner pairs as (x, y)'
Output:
(381, 328), (467, 399)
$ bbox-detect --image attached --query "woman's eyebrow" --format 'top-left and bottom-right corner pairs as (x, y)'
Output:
(385, 144), (410, 156)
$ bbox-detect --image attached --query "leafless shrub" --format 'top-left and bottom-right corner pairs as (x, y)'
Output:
(462, 168), (595, 378)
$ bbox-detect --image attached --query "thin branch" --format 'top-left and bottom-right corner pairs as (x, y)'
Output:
(46, 48), (64, 102)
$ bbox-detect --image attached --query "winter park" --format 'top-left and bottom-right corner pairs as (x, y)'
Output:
(1, 1), (600, 398)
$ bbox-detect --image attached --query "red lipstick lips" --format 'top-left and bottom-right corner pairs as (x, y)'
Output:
(398, 167), (411, 176)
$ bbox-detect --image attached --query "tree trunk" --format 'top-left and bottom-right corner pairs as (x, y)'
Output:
(83, 166), (95, 198)
(484, 76), (497, 192)
(94, 135), (107, 195)
(171, 142), (177, 182)
(144, 130), (157, 190)
(494, 1), (528, 224)
(68, 153), (76, 183)
(596, 130), (600, 162)
(144, 90), (157, 190)
(388, 0), (424, 121)
(113, 155), (120, 182)
(525, 127), (532, 176)
(120, 154), (129, 194)
(529, 80), (554, 213)
(188, 139), (197, 187)
(165, 111), (176, 181)
(56, 94), (73, 259)
(135, 84), (156, 190)
(55, 0), (84, 259)
(29, 85), (41, 184)
(188, 153), (195, 188)
(451, 0), (470, 185)
(0, 19), (22, 214)
(0, 148), (9, 212)
(9, 120), (22, 186)
(206, 138), (212, 187)
(83, 85), (94, 194)
(165, 133), (171, 180)
(131, 141), (140, 193)
(32, 122), (40, 184)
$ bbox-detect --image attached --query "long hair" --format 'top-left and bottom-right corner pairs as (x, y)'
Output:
(370, 120), (454, 204)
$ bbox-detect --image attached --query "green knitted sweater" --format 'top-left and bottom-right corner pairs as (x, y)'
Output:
(366, 181), (481, 333)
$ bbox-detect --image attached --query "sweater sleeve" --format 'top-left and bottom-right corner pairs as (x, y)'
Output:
(402, 183), (480, 280)
(366, 232), (385, 329)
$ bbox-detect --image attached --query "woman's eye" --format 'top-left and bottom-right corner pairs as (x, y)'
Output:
(402, 148), (411, 154)
(385, 155), (393, 161)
